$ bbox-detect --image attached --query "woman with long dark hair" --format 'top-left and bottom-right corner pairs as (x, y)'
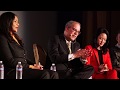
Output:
(85, 27), (118, 79)
(0, 12), (59, 79)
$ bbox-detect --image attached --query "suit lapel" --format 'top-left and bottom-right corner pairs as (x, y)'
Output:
(59, 34), (69, 54)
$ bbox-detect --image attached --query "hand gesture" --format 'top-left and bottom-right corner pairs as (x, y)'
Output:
(73, 49), (92, 59)
(79, 49), (92, 59)
(99, 64), (109, 72)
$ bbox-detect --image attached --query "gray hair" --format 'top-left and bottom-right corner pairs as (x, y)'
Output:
(65, 20), (81, 28)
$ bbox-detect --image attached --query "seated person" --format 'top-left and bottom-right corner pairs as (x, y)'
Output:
(0, 12), (59, 79)
(110, 31), (120, 78)
(85, 27), (118, 79)
(45, 20), (94, 79)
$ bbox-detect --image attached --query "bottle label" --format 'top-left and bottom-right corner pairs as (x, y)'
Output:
(16, 68), (22, 71)
(16, 68), (22, 79)
(0, 68), (4, 79)
(0, 68), (4, 70)
(50, 66), (56, 71)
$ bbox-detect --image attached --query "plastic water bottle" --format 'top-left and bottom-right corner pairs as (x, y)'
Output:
(50, 63), (56, 71)
(0, 61), (4, 79)
(16, 62), (23, 79)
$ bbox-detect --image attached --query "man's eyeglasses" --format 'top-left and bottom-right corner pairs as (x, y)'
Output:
(69, 27), (81, 34)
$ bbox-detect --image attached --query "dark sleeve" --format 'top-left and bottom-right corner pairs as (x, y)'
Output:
(0, 35), (29, 69)
(110, 47), (120, 68)
(27, 58), (35, 65)
(47, 35), (68, 64)
(24, 49), (35, 65)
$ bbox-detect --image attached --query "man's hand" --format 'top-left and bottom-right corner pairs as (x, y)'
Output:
(80, 49), (92, 59)
(73, 49), (92, 59)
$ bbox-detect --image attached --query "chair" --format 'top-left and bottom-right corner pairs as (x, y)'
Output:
(33, 43), (47, 66)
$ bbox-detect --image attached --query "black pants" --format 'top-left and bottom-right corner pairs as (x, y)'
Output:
(5, 68), (59, 79)
(57, 65), (94, 79)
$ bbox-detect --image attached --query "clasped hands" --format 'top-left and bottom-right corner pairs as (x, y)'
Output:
(98, 64), (109, 73)
(73, 49), (92, 59)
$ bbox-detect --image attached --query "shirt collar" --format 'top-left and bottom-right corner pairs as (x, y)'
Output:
(65, 39), (71, 44)
(115, 43), (120, 48)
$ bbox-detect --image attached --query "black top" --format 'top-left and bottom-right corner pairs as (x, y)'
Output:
(98, 50), (103, 64)
(0, 34), (34, 76)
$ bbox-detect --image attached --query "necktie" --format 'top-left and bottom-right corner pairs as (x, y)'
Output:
(67, 41), (72, 54)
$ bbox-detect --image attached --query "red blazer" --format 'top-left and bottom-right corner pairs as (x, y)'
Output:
(85, 45), (113, 73)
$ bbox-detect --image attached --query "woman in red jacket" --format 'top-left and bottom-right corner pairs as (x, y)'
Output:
(85, 27), (118, 79)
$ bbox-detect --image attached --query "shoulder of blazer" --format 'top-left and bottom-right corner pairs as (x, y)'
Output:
(58, 34), (65, 40)
(112, 46), (120, 51)
(55, 34), (65, 43)
(0, 34), (9, 42)
(85, 44), (93, 50)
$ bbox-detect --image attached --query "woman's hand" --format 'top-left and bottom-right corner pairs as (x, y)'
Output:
(29, 64), (43, 70)
(98, 64), (109, 73)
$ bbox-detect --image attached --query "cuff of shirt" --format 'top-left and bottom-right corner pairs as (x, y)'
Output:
(80, 58), (88, 64)
(68, 54), (75, 61)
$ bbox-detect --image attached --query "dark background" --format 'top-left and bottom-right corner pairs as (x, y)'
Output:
(0, 11), (120, 62)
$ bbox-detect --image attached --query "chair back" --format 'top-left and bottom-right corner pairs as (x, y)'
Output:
(33, 43), (47, 66)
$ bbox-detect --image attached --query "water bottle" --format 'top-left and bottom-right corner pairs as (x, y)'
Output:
(0, 61), (4, 79)
(16, 62), (23, 79)
(50, 63), (56, 71)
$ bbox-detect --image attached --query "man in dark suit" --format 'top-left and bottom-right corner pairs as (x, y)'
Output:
(46, 20), (94, 79)
(110, 31), (120, 78)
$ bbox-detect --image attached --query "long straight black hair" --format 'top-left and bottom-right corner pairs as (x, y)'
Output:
(92, 27), (109, 54)
(0, 12), (23, 46)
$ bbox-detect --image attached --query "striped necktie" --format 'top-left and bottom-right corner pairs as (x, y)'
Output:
(67, 41), (72, 54)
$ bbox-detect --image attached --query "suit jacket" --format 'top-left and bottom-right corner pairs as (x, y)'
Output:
(110, 45), (120, 68)
(0, 34), (34, 75)
(46, 34), (83, 71)
(85, 45), (113, 73)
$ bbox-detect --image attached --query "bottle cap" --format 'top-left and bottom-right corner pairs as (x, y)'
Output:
(52, 63), (55, 65)
(0, 61), (3, 63)
(18, 62), (21, 64)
